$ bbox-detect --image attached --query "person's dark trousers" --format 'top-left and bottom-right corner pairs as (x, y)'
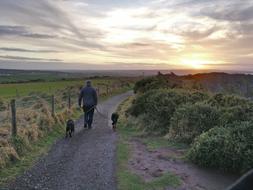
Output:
(83, 105), (95, 128)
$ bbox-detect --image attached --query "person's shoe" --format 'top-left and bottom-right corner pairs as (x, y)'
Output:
(88, 125), (92, 129)
(84, 123), (87, 129)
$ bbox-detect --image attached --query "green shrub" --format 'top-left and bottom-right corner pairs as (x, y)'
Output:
(133, 76), (168, 93)
(188, 121), (253, 173)
(207, 93), (252, 107)
(220, 106), (253, 125)
(133, 73), (183, 94)
(207, 93), (253, 125)
(128, 89), (209, 134)
(169, 103), (220, 143)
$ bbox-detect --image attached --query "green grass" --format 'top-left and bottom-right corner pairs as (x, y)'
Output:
(0, 124), (65, 186)
(0, 78), (121, 98)
(141, 137), (189, 151)
(0, 73), (63, 84)
(117, 123), (141, 140)
(117, 123), (181, 190)
(0, 80), (80, 98)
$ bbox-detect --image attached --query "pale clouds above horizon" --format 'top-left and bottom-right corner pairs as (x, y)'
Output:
(0, 0), (253, 70)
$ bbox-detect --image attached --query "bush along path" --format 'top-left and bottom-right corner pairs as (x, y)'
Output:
(6, 91), (133, 190)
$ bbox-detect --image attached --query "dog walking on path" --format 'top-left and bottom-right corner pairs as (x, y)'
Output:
(66, 119), (75, 138)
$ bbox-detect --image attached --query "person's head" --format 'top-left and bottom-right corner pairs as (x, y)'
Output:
(86, 80), (91, 87)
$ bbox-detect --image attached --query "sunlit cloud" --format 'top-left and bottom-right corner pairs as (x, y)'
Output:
(0, 0), (252, 70)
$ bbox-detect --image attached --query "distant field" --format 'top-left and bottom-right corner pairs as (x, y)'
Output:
(0, 79), (115, 98)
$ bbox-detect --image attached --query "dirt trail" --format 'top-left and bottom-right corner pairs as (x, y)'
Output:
(7, 91), (133, 190)
(129, 140), (239, 190)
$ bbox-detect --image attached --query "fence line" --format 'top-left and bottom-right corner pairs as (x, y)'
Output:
(0, 82), (130, 138)
(1, 85), (120, 137)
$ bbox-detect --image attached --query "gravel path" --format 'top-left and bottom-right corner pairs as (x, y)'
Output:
(8, 91), (133, 190)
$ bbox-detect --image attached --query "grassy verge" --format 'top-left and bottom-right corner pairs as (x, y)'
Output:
(0, 105), (83, 186)
(0, 124), (65, 185)
(116, 97), (181, 190)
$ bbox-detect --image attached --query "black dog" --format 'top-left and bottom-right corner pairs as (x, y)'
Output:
(66, 119), (75, 138)
(111, 112), (119, 132)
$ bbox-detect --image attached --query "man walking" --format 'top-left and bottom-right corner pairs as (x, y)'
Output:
(79, 80), (98, 129)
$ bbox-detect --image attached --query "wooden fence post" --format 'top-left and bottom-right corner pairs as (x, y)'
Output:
(11, 99), (17, 137)
(51, 95), (55, 116)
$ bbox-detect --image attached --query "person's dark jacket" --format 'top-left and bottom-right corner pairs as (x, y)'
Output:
(78, 85), (97, 107)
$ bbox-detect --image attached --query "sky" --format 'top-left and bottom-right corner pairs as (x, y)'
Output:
(0, 0), (253, 71)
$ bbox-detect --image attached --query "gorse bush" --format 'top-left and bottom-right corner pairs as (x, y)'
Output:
(134, 73), (182, 94)
(128, 89), (209, 134)
(169, 103), (220, 143)
(206, 93), (253, 125)
(129, 89), (185, 134)
(188, 121), (253, 173)
(134, 76), (168, 93)
(207, 93), (253, 108)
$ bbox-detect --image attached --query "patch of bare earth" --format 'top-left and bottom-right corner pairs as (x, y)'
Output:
(128, 139), (239, 190)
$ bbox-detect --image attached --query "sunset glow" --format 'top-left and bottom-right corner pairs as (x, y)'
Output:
(0, 0), (252, 71)
(181, 59), (207, 69)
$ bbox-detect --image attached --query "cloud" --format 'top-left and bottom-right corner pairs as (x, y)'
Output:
(0, 47), (61, 53)
(0, 0), (105, 49)
(202, 4), (253, 22)
(0, 55), (62, 62)
(0, 25), (57, 39)
(0, 0), (82, 36)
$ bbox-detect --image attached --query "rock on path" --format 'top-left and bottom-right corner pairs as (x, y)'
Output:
(8, 91), (133, 190)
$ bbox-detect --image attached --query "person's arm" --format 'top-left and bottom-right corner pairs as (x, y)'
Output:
(78, 89), (83, 107)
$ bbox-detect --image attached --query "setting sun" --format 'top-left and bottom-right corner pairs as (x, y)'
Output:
(181, 59), (208, 69)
